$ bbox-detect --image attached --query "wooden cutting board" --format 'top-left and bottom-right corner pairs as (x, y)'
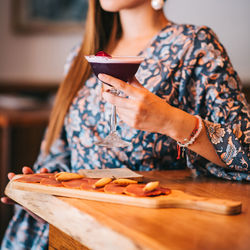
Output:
(5, 176), (242, 215)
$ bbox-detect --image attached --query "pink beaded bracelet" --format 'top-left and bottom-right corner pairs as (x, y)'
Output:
(177, 115), (203, 159)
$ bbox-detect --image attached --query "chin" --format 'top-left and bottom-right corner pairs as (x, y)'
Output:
(99, 0), (147, 12)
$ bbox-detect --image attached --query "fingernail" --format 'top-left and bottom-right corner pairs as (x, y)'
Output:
(98, 73), (105, 79)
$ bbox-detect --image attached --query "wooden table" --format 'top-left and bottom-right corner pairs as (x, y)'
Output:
(7, 170), (250, 250)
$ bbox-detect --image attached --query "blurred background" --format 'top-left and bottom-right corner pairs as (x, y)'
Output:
(0, 0), (249, 242)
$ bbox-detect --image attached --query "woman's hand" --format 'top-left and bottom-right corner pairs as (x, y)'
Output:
(99, 74), (175, 135)
(1, 166), (48, 204)
(99, 74), (226, 167)
(1, 166), (49, 223)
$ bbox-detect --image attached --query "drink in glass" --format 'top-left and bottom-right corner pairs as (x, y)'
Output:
(85, 54), (144, 147)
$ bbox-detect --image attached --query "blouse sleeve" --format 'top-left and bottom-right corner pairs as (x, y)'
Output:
(184, 26), (250, 181)
(33, 127), (71, 173)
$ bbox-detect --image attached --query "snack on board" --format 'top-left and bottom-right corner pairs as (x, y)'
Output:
(112, 178), (138, 185)
(40, 177), (63, 187)
(92, 177), (113, 188)
(125, 184), (171, 197)
(104, 183), (126, 194)
(61, 179), (88, 189)
(55, 172), (85, 181)
(13, 173), (171, 197)
(15, 173), (55, 183)
(143, 181), (159, 192)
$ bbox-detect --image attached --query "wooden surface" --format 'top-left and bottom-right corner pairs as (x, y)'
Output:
(49, 225), (88, 250)
(7, 175), (242, 214)
(5, 170), (250, 250)
(0, 107), (50, 125)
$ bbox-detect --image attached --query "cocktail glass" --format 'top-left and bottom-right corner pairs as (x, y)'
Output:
(85, 55), (144, 148)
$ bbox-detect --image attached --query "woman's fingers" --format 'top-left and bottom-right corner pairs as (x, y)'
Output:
(22, 166), (34, 175)
(8, 166), (34, 181)
(116, 108), (134, 120)
(1, 196), (15, 205)
(8, 172), (15, 180)
(116, 112), (135, 127)
(40, 168), (48, 173)
(2, 167), (50, 210)
(8, 166), (48, 182)
(7, 167), (47, 182)
(129, 76), (144, 89)
(102, 92), (137, 109)
(116, 107), (144, 128)
(102, 82), (112, 92)
(99, 74), (145, 99)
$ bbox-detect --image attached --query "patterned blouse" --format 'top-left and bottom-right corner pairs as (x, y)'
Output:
(2, 22), (249, 250)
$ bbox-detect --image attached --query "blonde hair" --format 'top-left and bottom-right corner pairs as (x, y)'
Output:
(44, 0), (121, 153)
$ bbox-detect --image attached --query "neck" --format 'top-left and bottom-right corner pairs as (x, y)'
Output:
(119, 3), (168, 41)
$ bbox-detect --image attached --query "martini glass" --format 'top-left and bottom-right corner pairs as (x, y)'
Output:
(85, 55), (144, 148)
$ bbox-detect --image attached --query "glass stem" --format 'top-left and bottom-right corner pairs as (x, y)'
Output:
(109, 87), (120, 134)
(110, 105), (117, 133)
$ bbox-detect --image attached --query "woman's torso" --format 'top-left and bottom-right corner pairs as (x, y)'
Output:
(64, 23), (203, 172)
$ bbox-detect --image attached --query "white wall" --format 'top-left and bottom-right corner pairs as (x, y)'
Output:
(0, 0), (82, 84)
(0, 0), (249, 85)
(165, 0), (250, 84)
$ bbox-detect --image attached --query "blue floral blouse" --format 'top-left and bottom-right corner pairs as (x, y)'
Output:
(2, 22), (249, 250)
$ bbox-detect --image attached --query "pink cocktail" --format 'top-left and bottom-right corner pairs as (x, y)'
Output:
(85, 55), (144, 147)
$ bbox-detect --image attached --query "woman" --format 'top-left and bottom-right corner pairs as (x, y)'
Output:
(1, 0), (249, 249)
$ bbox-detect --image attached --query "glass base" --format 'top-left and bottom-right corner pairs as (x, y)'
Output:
(95, 132), (131, 148)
